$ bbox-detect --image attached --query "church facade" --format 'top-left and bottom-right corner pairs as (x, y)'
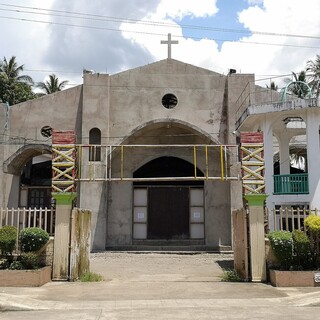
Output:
(0, 58), (257, 251)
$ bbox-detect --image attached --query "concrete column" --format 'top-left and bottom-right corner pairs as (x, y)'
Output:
(278, 134), (290, 175)
(306, 110), (320, 208)
(261, 120), (275, 230)
(52, 192), (76, 280)
(244, 193), (267, 282)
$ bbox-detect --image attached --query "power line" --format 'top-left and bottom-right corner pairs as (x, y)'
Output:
(24, 69), (81, 74)
(0, 4), (320, 50)
(1, 14), (319, 50)
(1, 3), (320, 40)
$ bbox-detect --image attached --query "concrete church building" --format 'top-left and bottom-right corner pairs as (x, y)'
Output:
(0, 52), (264, 251)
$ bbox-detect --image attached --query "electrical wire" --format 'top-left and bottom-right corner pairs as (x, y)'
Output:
(1, 3), (320, 41)
(0, 6), (320, 49)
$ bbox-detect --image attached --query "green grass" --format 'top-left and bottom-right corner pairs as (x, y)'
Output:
(221, 269), (243, 282)
(79, 271), (104, 282)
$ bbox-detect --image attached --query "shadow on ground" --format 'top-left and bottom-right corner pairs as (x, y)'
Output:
(216, 259), (234, 270)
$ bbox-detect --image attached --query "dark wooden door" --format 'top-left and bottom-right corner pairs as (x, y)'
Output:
(148, 187), (189, 239)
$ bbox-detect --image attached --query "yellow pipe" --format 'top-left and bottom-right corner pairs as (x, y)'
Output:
(78, 145), (82, 179)
(89, 162), (92, 181)
(121, 145), (124, 180)
(193, 146), (197, 179)
(205, 146), (208, 180)
(220, 145), (224, 181)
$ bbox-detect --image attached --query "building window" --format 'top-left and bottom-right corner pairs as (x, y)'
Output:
(40, 126), (52, 137)
(162, 93), (178, 109)
(28, 188), (51, 209)
(89, 128), (101, 161)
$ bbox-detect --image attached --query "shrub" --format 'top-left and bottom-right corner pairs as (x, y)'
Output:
(20, 227), (49, 252)
(9, 261), (23, 270)
(305, 215), (320, 236)
(20, 252), (41, 269)
(292, 230), (312, 270)
(0, 258), (9, 269)
(304, 215), (320, 267)
(268, 231), (293, 270)
(0, 225), (18, 255)
(79, 272), (104, 282)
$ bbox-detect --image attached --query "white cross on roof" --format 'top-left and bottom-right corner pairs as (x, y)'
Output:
(161, 33), (179, 59)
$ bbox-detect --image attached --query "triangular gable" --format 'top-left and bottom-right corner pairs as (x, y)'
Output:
(112, 58), (224, 78)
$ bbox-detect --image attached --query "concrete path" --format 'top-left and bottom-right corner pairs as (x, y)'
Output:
(1, 252), (320, 319)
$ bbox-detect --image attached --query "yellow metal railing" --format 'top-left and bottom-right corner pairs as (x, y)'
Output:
(62, 144), (239, 182)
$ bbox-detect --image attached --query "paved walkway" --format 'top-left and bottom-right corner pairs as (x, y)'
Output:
(1, 252), (320, 319)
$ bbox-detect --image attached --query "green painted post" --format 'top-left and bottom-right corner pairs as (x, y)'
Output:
(52, 192), (77, 280)
(244, 193), (268, 282)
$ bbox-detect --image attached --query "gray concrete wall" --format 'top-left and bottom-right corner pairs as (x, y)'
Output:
(205, 180), (231, 248)
(81, 74), (110, 144)
(109, 59), (226, 146)
(9, 86), (82, 140)
(107, 182), (133, 246)
(79, 180), (107, 251)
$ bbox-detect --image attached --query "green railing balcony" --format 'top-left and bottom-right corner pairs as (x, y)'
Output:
(274, 174), (309, 194)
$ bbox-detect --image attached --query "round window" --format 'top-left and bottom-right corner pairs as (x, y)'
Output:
(40, 126), (52, 137)
(162, 93), (178, 109)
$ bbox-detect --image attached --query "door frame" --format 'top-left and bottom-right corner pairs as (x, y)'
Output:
(132, 185), (205, 240)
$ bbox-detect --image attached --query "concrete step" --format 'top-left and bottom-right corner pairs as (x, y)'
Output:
(132, 239), (205, 246)
(104, 245), (232, 253)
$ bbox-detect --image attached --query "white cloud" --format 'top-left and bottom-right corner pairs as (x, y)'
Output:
(153, 0), (218, 20)
(1, 0), (319, 89)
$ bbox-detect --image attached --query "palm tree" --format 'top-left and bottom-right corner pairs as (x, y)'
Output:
(306, 54), (320, 98)
(0, 56), (34, 105)
(0, 56), (33, 84)
(284, 71), (310, 98)
(266, 81), (278, 91)
(37, 74), (69, 94)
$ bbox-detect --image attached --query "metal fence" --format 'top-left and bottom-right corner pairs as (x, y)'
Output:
(0, 207), (55, 235)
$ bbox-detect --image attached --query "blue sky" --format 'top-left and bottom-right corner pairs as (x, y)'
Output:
(178, 0), (252, 46)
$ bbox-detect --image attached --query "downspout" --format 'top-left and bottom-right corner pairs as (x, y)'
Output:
(4, 101), (10, 131)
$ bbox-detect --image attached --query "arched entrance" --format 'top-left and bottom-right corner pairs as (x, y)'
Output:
(3, 144), (52, 208)
(133, 157), (204, 240)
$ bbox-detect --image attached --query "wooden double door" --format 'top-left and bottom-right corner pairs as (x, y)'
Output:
(147, 187), (189, 239)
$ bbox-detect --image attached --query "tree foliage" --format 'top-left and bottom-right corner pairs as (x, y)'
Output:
(285, 71), (311, 98)
(266, 81), (278, 91)
(0, 56), (35, 105)
(37, 74), (69, 94)
(306, 54), (320, 98)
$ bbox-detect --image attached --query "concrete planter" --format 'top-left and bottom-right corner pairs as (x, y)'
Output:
(270, 269), (320, 287)
(0, 266), (52, 287)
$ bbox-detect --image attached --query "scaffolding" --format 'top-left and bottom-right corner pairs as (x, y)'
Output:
(51, 144), (240, 184)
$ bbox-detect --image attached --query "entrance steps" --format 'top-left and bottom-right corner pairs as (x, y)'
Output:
(105, 240), (232, 253)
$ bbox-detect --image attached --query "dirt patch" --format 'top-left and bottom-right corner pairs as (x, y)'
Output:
(90, 252), (234, 282)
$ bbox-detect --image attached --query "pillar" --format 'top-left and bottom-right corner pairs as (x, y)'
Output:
(244, 193), (268, 282)
(278, 134), (291, 175)
(306, 110), (320, 208)
(261, 121), (275, 230)
(52, 192), (76, 280)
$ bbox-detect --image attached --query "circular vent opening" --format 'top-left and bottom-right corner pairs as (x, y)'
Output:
(162, 93), (178, 109)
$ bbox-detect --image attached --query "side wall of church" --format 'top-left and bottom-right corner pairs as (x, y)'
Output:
(0, 86), (82, 209)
